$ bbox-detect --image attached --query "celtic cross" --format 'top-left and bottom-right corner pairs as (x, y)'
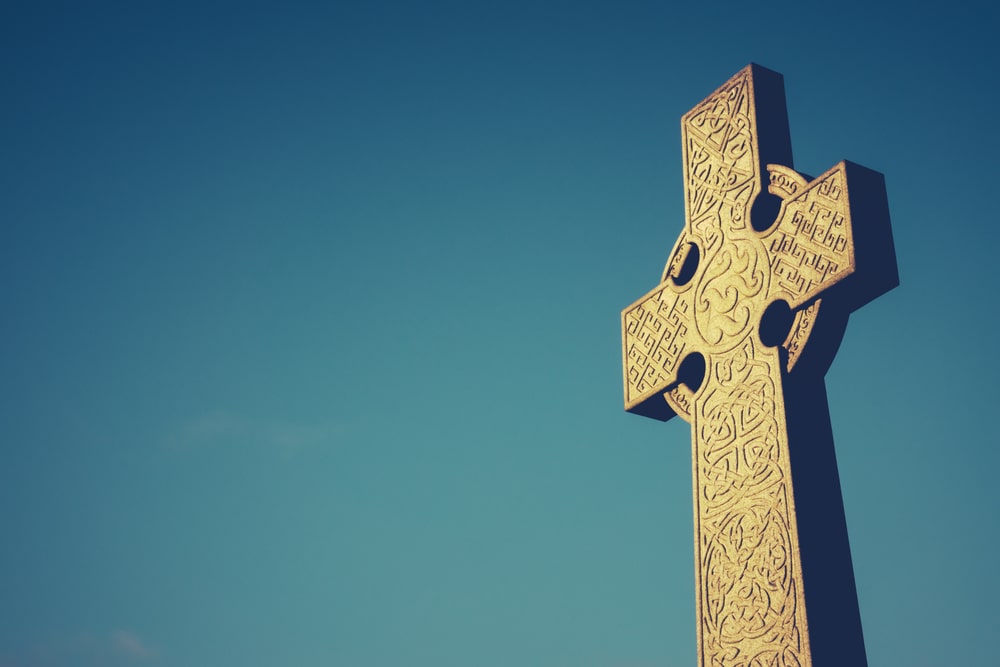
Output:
(621, 65), (897, 666)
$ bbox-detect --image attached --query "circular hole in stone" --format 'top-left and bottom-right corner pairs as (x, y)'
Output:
(750, 191), (783, 232)
(673, 242), (700, 286)
(676, 351), (706, 392)
(759, 299), (794, 348)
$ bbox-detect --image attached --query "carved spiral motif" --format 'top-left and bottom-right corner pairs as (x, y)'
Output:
(694, 238), (768, 351)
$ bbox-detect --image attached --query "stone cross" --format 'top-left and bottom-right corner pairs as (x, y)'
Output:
(621, 65), (897, 667)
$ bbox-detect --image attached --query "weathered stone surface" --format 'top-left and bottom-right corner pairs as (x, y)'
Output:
(622, 64), (897, 667)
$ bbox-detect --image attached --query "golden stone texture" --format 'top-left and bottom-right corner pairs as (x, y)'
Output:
(621, 65), (897, 666)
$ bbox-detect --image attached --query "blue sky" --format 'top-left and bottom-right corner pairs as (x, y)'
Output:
(1, 2), (997, 666)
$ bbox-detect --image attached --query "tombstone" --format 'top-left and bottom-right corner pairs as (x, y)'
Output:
(621, 64), (898, 666)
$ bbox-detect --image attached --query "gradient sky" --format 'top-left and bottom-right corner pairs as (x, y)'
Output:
(2, 2), (998, 666)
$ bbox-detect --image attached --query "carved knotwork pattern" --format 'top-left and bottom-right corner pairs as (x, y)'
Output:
(686, 70), (757, 252)
(623, 288), (690, 403)
(696, 339), (805, 667)
(767, 169), (852, 308)
(681, 69), (810, 667)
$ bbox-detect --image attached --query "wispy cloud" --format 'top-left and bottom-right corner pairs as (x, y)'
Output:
(0, 629), (157, 666)
(169, 410), (344, 451)
(110, 630), (156, 660)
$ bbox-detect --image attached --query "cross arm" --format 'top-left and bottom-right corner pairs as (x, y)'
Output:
(763, 161), (898, 315)
(621, 271), (694, 421)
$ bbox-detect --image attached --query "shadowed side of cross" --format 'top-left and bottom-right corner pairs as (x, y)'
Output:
(621, 65), (897, 667)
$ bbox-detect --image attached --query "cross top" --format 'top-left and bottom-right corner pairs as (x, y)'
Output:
(621, 65), (897, 666)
